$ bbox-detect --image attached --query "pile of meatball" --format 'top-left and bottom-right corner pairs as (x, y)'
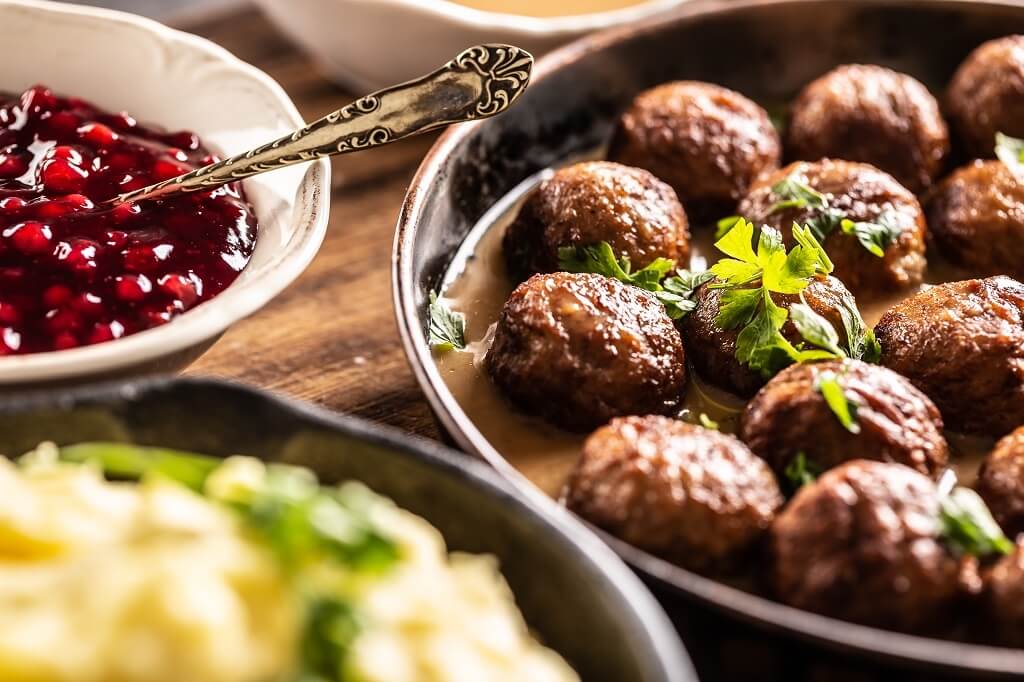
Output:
(479, 36), (1024, 644)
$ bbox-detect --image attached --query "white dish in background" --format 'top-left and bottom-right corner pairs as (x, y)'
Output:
(254, 0), (686, 92)
(0, 0), (330, 386)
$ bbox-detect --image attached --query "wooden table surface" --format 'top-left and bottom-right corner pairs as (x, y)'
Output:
(181, 7), (443, 441)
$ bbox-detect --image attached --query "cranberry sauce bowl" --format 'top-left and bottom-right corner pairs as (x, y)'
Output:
(395, 0), (1024, 678)
(0, 85), (257, 354)
(0, 0), (329, 384)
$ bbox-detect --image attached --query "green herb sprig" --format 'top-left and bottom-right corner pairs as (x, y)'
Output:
(557, 241), (712, 319)
(767, 171), (902, 258)
(784, 452), (820, 491)
(939, 487), (1014, 558)
(814, 369), (861, 434)
(996, 131), (1024, 180)
(708, 219), (850, 378)
(428, 291), (466, 352)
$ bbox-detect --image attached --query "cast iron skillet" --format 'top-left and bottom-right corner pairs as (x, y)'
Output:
(393, 0), (1024, 676)
(0, 377), (694, 682)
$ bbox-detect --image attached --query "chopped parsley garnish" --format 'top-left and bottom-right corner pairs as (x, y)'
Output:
(698, 413), (720, 430)
(814, 369), (861, 434)
(939, 487), (1014, 558)
(996, 131), (1024, 180)
(840, 210), (903, 258)
(767, 169), (903, 258)
(716, 215), (744, 239)
(557, 241), (711, 319)
(708, 219), (851, 379)
(784, 452), (820, 490)
(428, 290), (466, 352)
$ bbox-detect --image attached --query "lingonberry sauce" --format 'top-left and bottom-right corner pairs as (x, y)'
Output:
(0, 85), (257, 354)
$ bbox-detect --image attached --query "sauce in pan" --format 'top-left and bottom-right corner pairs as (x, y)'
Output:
(435, 160), (993, 498)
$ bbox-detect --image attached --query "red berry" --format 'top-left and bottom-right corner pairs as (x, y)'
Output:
(47, 111), (79, 136)
(86, 320), (124, 345)
(77, 122), (117, 148)
(45, 308), (82, 334)
(167, 131), (200, 151)
(20, 86), (56, 114)
(5, 221), (52, 255)
(114, 274), (151, 302)
(42, 285), (72, 308)
(40, 158), (88, 192)
(0, 197), (26, 211)
(152, 159), (189, 182)
(53, 331), (79, 350)
(0, 302), (20, 325)
(0, 328), (21, 354)
(71, 292), (104, 318)
(159, 273), (198, 307)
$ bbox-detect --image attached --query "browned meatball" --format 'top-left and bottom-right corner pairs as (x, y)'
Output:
(925, 160), (1024, 279)
(502, 161), (690, 282)
(485, 272), (687, 432)
(771, 460), (962, 632)
(682, 275), (851, 398)
(786, 65), (949, 193)
(982, 540), (1024, 646)
(946, 36), (1024, 158)
(737, 159), (926, 296)
(875, 276), (1024, 436)
(565, 415), (782, 572)
(608, 81), (780, 218)
(741, 359), (948, 479)
(977, 427), (1024, 539)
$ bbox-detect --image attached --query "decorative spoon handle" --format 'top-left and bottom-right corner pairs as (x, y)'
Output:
(113, 44), (533, 204)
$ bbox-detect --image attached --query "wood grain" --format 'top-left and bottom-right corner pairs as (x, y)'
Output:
(179, 7), (442, 439)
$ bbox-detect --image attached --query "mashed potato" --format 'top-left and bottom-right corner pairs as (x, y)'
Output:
(0, 447), (578, 682)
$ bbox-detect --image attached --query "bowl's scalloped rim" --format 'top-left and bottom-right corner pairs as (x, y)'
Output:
(0, 0), (331, 383)
(393, 0), (1024, 674)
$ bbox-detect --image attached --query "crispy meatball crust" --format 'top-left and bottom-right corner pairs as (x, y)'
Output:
(946, 35), (1024, 158)
(737, 159), (926, 296)
(565, 416), (783, 572)
(485, 273), (687, 432)
(875, 276), (1024, 436)
(925, 160), (1024, 279)
(682, 275), (851, 398)
(977, 426), (1024, 539)
(503, 161), (690, 282)
(771, 460), (961, 631)
(608, 81), (780, 218)
(982, 541), (1024, 646)
(786, 65), (949, 193)
(741, 359), (948, 479)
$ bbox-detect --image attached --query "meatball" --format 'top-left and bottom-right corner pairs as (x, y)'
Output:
(682, 275), (851, 398)
(786, 64), (949, 193)
(982, 540), (1024, 646)
(608, 81), (780, 218)
(977, 427), (1024, 539)
(737, 159), (926, 296)
(875, 276), (1024, 436)
(503, 161), (690, 282)
(771, 460), (962, 631)
(741, 359), (948, 479)
(925, 160), (1024, 279)
(946, 36), (1024, 158)
(485, 272), (687, 432)
(565, 415), (782, 572)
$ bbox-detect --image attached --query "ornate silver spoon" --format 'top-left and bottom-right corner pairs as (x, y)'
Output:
(111, 44), (533, 205)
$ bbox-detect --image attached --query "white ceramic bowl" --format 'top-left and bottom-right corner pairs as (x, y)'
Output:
(254, 0), (686, 92)
(0, 0), (330, 387)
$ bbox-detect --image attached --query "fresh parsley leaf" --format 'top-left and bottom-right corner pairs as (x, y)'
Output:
(428, 291), (466, 352)
(629, 257), (677, 290)
(805, 209), (845, 243)
(714, 218), (759, 263)
(815, 370), (861, 434)
(716, 287), (762, 329)
(299, 596), (361, 682)
(716, 215), (744, 240)
(658, 269), (715, 320)
(769, 174), (829, 214)
(790, 301), (845, 358)
(736, 289), (802, 378)
(698, 413), (720, 430)
(996, 131), (1024, 180)
(840, 210), (904, 258)
(791, 224), (834, 275)
(784, 452), (820, 490)
(834, 286), (881, 362)
(939, 487), (1014, 558)
(558, 241), (630, 280)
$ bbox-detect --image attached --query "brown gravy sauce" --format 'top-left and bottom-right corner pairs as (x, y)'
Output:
(435, 161), (992, 498)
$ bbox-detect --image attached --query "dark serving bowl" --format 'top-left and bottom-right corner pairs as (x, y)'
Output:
(393, 0), (1024, 678)
(0, 377), (694, 682)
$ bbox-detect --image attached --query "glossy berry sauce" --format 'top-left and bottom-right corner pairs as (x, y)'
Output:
(0, 85), (257, 354)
